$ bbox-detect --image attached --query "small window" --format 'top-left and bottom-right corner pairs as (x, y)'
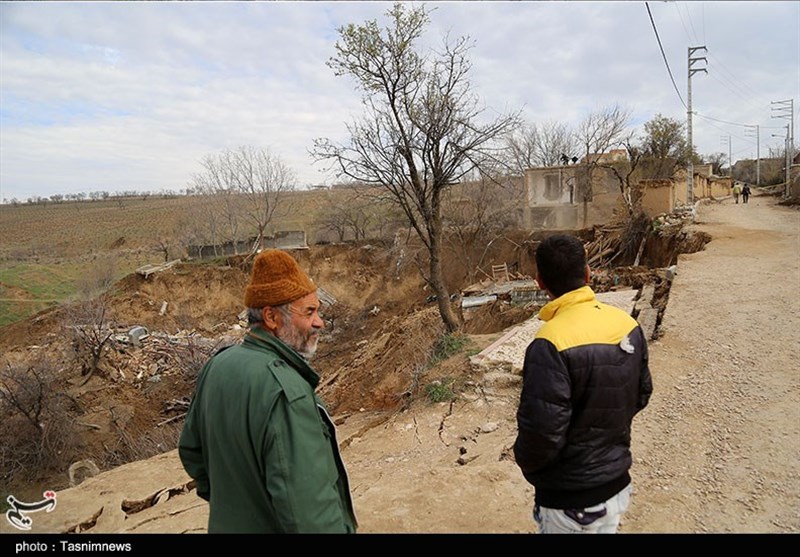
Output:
(544, 174), (562, 200)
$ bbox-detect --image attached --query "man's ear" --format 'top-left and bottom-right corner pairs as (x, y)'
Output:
(535, 274), (546, 291)
(262, 307), (281, 333)
(584, 265), (591, 284)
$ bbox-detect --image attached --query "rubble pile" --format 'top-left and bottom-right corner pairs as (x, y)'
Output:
(105, 326), (246, 386)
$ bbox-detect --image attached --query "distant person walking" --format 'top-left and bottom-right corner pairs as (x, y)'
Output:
(513, 234), (653, 534)
(733, 182), (742, 204)
(179, 249), (357, 533)
(741, 184), (751, 204)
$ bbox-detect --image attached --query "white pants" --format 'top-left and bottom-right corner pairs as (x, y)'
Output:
(533, 483), (632, 534)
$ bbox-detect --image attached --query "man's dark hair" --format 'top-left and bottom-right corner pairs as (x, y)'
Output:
(535, 234), (587, 298)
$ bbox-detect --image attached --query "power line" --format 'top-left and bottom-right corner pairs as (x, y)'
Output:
(694, 112), (751, 128)
(706, 51), (764, 100)
(701, 2), (706, 43)
(645, 2), (686, 109)
(697, 114), (752, 144)
(682, 2), (701, 44)
(695, 111), (786, 130)
(705, 64), (769, 113)
(673, 2), (695, 43)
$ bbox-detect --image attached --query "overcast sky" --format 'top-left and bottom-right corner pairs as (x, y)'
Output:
(1, 1), (798, 202)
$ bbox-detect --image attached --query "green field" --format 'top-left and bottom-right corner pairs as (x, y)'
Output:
(0, 190), (335, 328)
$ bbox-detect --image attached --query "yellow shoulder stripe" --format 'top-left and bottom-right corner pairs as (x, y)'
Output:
(536, 301), (639, 351)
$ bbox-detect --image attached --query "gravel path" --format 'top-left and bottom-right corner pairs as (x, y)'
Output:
(624, 194), (800, 533)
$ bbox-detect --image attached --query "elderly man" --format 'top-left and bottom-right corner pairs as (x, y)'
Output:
(179, 249), (357, 533)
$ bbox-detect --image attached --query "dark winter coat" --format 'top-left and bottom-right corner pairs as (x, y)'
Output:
(514, 286), (653, 509)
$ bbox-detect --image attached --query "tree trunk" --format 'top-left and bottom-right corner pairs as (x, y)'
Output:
(428, 234), (462, 332)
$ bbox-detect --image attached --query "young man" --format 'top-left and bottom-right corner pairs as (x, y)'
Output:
(741, 183), (751, 204)
(179, 249), (357, 533)
(514, 234), (653, 533)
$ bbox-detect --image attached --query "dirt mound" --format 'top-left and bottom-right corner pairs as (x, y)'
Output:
(108, 263), (250, 334)
(318, 306), (446, 414)
(294, 243), (427, 317)
(462, 301), (535, 335)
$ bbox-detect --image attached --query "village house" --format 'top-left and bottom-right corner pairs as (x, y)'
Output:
(521, 154), (733, 230)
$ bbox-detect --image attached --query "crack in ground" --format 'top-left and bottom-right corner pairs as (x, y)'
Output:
(437, 400), (455, 446)
(66, 506), (103, 534)
(121, 480), (196, 517)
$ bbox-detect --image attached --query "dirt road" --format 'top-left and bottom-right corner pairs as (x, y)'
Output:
(342, 194), (800, 533)
(624, 195), (800, 533)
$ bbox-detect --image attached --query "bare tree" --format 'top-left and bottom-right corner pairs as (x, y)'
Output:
(443, 174), (521, 283)
(315, 201), (349, 243)
(227, 146), (297, 251)
(504, 120), (578, 174)
(599, 137), (644, 216)
(575, 104), (632, 163)
(190, 152), (246, 254)
(703, 152), (728, 176)
(537, 120), (579, 167)
(573, 104), (631, 225)
(65, 298), (116, 385)
(0, 356), (80, 479)
(504, 122), (540, 175)
(315, 185), (406, 243)
(190, 146), (296, 253)
(312, 3), (520, 331)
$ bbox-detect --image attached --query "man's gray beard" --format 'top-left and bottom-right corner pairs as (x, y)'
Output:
(296, 337), (318, 361)
(277, 321), (319, 361)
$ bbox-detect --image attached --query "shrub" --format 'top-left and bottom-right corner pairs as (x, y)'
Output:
(424, 378), (457, 403)
(76, 256), (118, 298)
(429, 332), (469, 367)
(0, 356), (80, 491)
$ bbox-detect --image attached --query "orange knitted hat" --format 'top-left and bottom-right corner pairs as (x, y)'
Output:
(244, 249), (317, 308)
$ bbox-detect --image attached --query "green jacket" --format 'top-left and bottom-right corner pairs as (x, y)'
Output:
(178, 327), (357, 533)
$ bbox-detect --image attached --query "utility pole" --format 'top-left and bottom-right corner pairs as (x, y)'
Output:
(721, 135), (732, 176)
(745, 125), (760, 186)
(772, 99), (794, 197)
(687, 46), (707, 204)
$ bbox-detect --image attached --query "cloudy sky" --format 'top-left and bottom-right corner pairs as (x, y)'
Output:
(1, 1), (797, 202)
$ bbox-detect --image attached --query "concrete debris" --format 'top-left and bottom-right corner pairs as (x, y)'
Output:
(128, 326), (149, 348)
(637, 307), (659, 341)
(136, 259), (181, 279)
(666, 265), (678, 280)
(635, 284), (656, 313)
(318, 287), (337, 308)
(480, 372), (522, 388)
(457, 453), (480, 466)
(463, 279), (538, 299)
(462, 295), (497, 309)
(471, 290), (638, 374)
(104, 327), (244, 387)
(68, 459), (100, 487)
(159, 301), (168, 316)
